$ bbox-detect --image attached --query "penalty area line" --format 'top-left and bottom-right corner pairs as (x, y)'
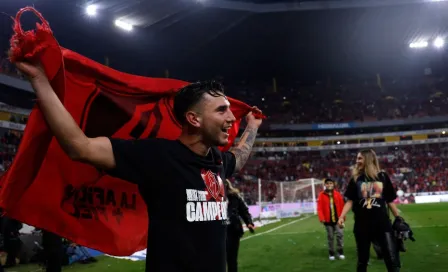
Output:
(262, 224), (448, 237)
(241, 215), (313, 242)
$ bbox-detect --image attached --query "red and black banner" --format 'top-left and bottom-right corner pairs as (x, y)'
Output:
(0, 7), (256, 256)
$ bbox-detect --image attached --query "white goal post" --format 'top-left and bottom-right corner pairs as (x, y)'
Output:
(255, 178), (324, 219)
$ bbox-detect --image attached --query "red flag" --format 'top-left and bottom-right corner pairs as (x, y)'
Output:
(0, 7), (261, 256)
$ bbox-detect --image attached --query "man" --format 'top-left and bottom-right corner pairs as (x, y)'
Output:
(42, 230), (63, 272)
(1, 216), (22, 268)
(317, 178), (345, 260)
(14, 61), (262, 272)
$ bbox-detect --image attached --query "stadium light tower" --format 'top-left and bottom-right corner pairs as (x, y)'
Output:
(86, 5), (97, 16)
(115, 19), (133, 31)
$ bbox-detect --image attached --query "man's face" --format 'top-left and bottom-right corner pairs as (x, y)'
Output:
(193, 93), (236, 146)
(325, 181), (334, 191)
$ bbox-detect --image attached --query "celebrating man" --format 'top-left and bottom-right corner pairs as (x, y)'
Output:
(14, 60), (262, 272)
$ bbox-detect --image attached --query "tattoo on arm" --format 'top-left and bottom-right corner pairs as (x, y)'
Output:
(230, 126), (258, 172)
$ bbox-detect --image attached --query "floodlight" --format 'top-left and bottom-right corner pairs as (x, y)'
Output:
(115, 19), (133, 31)
(86, 5), (97, 16)
(434, 37), (445, 48)
(409, 41), (428, 49)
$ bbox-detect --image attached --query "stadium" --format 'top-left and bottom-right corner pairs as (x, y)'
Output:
(0, 0), (447, 271)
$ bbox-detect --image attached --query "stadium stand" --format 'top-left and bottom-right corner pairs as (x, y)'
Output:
(0, 51), (446, 206)
(0, 1), (448, 271)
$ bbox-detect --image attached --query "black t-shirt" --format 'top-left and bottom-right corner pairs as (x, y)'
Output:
(344, 172), (397, 233)
(107, 138), (236, 272)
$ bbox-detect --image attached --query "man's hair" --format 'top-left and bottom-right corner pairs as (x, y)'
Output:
(324, 178), (334, 184)
(173, 80), (225, 125)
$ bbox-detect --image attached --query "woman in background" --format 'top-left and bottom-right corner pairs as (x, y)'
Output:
(225, 179), (255, 272)
(338, 149), (401, 272)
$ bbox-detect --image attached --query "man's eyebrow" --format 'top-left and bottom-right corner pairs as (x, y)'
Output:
(215, 105), (229, 111)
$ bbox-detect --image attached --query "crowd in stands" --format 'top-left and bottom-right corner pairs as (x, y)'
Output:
(0, 131), (21, 173)
(0, 49), (447, 271)
(2, 52), (448, 126)
(225, 76), (448, 125)
(231, 145), (448, 204)
(1, 55), (448, 205)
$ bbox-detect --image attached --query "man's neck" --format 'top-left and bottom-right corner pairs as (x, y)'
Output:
(178, 134), (210, 157)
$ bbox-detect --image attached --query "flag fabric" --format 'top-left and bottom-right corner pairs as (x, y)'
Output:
(0, 7), (259, 256)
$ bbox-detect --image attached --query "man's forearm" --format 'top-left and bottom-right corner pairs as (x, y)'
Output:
(230, 125), (258, 172)
(33, 79), (89, 159)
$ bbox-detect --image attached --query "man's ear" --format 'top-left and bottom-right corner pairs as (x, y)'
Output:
(185, 111), (202, 128)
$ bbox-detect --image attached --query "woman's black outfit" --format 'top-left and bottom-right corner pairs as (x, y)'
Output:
(226, 192), (254, 272)
(344, 172), (401, 272)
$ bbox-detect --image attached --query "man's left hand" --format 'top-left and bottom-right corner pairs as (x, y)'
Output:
(247, 224), (255, 233)
(246, 107), (263, 128)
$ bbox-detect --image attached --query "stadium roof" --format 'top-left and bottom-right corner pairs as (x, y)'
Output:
(1, 0), (448, 80)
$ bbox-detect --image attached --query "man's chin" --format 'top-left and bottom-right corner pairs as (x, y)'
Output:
(216, 139), (229, 147)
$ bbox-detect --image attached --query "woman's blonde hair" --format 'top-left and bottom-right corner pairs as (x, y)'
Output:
(225, 179), (240, 195)
(352, 149), (381, 180)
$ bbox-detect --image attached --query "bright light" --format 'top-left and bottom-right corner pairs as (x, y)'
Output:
(337, 141), (341, 145)
(442, 131), (446, 135)
(434, 37), (445, 48)
(409, 41), (428, 49)
(115, 19), (133, 31)
(86, 5), (97, 16)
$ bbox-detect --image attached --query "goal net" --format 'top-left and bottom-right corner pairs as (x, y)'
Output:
(251, 178), (324, 219)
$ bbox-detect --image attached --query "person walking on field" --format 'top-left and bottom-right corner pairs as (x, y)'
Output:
(338, 149), (401, 272)
(317, 178), (345, 261)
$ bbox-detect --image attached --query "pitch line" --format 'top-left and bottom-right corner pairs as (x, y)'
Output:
(241, 215), (313, 241)
(261, 224), (448, 237)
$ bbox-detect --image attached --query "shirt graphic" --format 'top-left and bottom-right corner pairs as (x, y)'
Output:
(359, 181), (384, 209)
(185, 169), (228, 223)
(329, 194), (336, 223)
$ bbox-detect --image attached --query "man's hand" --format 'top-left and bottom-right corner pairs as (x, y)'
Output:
(247, 224), (255, 233)
(8, 43), (46, 81)
(337, 218), (345, 228)
(245, 107), (263, 128)
(14, 61), (49, 87)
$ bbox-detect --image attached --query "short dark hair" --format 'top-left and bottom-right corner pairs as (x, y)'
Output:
(173, 80), (225, 125)
(324, 178), (334, 184)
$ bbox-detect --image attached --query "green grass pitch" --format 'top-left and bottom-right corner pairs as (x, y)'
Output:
(8, 203), (448, 272)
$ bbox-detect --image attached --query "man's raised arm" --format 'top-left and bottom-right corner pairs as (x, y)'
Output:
(15, 61), (116, 170)
(230, 111), (262, 172)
